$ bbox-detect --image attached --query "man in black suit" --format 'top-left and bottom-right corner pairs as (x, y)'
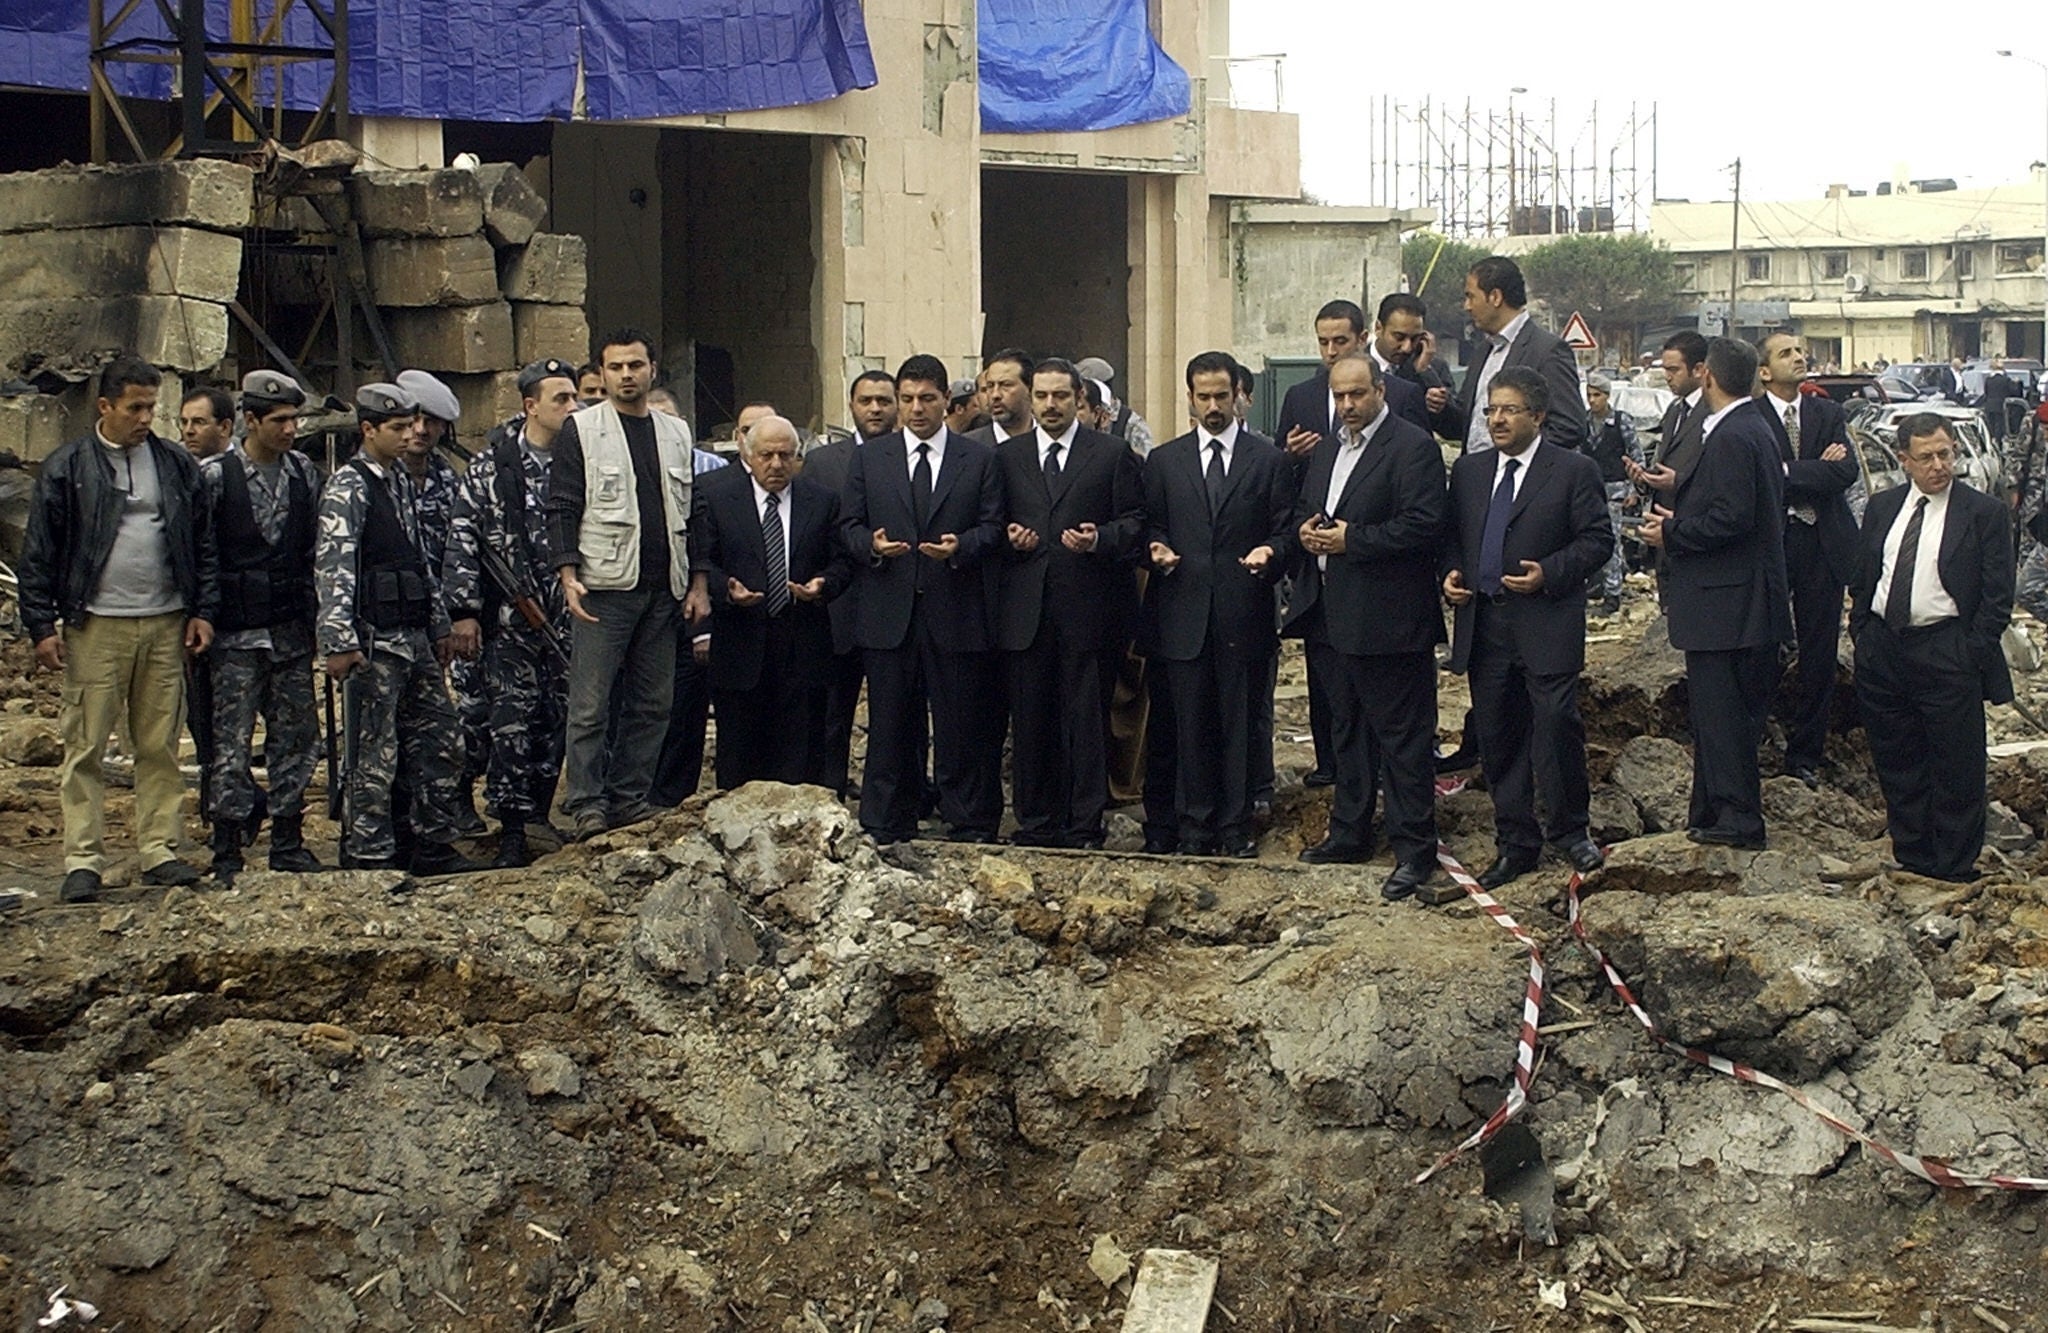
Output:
(1144, 351), (1293, 857)
(1284, 354), (1448, 899)
(997, 358), (1146, 848)
(966, 348), (1034, 447)
(1437, 257), (1589, 456)
(690, 416), (853, 789)
(1852, 414), (2013, 882)
(1938, 356), (1968, 403)
(800, 370), (898, 795)
(1757, 332), (1858, 786)
(1626, 331), (1712, 587)
(1443, 368), (1612, 888)
(842, 355), (1006, 844)
(1640, 337), (1792, 848)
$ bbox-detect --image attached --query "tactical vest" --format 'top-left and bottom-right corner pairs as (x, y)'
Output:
(213, 452), (317, 634)
(348, 457), (433, 630)
(1587, 417), (1632, 484)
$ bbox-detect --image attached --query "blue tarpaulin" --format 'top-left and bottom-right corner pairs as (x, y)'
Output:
(0, 0), (871, 123)
(977, 0), (1189, 134)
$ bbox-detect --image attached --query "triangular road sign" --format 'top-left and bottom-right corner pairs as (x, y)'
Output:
(1561, 311), (1597, 350)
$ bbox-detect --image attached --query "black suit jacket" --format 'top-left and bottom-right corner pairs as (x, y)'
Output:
(1439, 318), (1590, 453)
(801, 437), (862, 654)
(1659, 403), (1793, 653)
(1850, 480), (2014, 705)
(1142, 428), (1295, 661)
(1276, 367), (1431, 451)
(995, 425), (1146, 653)
(1281, 412), (1447, 656)
(1760, 391), (1859, 586)
(1442, 442), (1613, 675)
(841, 428), (1005, 653)
(1938, 367), (1967, 401)
(695, 469), (853, 692)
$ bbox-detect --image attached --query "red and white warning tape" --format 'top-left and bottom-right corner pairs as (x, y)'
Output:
(1411, 833), (2048, 1191)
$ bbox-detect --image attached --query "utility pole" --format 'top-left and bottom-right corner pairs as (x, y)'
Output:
(1729, 157), (1743, 331)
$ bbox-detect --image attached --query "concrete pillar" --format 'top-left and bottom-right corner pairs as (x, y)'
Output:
(353, 117), (443, 171)
(1125, 173), (1212, 436)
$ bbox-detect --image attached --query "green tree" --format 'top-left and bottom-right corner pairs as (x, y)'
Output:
(1519, 233), (1682, 351)
(1400, 232), (1490, 305)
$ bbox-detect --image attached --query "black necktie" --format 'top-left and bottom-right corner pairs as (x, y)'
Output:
(762, 490), (789, 615)
(1884, 495), (1929, 630)
(1478, 458), (1521, 595)
(1044, 439), (1062, 487)
(1206, 440), (1226, 512)
(911, 441), (932, 530)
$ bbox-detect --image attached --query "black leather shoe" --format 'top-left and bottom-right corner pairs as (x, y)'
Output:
(1557, 838), (1605, 874)
(1434, 748), (1477, 775)
(1142, 834), (1177, 854)
(1477, 852), (1540, 890)
(410, 841), (487, 876)
(1302, 769), (1336, 789)
(948, 829), (998, 845)
(1298, 838), (1372, 865)
(1785, 765), (1820, 791)
(1223, 837), (1258, 859)
(1381, 860), (1435, 902)
(142, 859), (202, 888)
(1179, 839), (1219, 857)
(493, 826), (531, 869)
(61, 868), (102, 903)
(1686, 826), (1766, 851)
(1065, 831), (1107, 851)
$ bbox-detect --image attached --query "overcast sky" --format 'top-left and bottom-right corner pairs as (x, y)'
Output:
(1229, 1), (2048, 216)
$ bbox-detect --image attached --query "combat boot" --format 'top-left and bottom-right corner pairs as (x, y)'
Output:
(210, 821), (244, 883)
(410, 840), (487, 877)
(493, 823), (531, 869)
(267, 813), (325, 873)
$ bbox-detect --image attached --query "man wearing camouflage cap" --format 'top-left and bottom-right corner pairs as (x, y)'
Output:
(442, 360), (578, 867)
(316, 383), (480, 875)
(200, 370), (326, 880)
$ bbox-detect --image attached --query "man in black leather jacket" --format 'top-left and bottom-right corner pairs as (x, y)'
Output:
(20, 357), (219, 902)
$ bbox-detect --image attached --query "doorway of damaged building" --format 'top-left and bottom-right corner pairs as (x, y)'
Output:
(979, 166), (1131, 400)
(458, 120), (822, 448)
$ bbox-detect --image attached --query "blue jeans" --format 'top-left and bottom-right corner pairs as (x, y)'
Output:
(562, 584), (677, 819)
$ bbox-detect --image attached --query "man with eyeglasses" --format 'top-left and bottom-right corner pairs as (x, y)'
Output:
(1851, 415), (2014, 882)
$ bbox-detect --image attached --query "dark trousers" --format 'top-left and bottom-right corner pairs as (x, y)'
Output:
(1781, 522), (1845, 772)
(565, 585), (676, 819)
(1311, 637), (1438, 866)
(1684, 642), (1778, 841)
(712, 616), (821, 791)
(1854, 617), (1987, 880)
(813, 647), (865, 795)
(646, 627), (711, 807)
(1164, 643), (1267, 847)
(1006, 614), (1117, 844)
(861, 616), (1000, 840)
(1252, 649), (1279, 801)
(1304, 640), (1335, 775)
(1468, 604), (1590, 855)
(1141, 656), (1178, 843)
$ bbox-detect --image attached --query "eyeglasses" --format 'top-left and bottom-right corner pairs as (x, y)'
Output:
(1483, 404), (1531, 418)
(1906, 449), (1955, 465)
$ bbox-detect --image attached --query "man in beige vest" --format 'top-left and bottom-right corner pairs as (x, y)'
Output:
(544, 328), (705, 839)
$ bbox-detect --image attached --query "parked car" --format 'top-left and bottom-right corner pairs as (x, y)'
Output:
(1844, 402), (2001, 521)
(1805, 373), (1899, 406)
(1609, 384), (1674, 440)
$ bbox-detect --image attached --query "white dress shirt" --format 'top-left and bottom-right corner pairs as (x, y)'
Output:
(1699, 397), (1751, 439)
(1197, 418), (1240, 474)
(1318, 406), (1387, 570)
(1036, 419), (1080, 472)
(1490, 438), (1540, 501)
(1874, 483), (1960, 627)
(752, 477), (792, 567)
(1768, 390), (1800, 446)
(1464, 308), (1532, 454)
(990, 420), (1020, 443)
(905, 424), (948, 484)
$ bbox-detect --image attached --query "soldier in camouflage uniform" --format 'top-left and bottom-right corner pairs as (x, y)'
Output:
(317, 383), (482, 876)
(2004, 410), (2048, 621)
(444, 359), (578, 868)
(396, 369), (489, 837)
(201, 370), (326, 879)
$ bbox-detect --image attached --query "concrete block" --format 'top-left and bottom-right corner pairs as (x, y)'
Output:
(0, 393), (75, 463)
(386, 302), (514, 374)
(0, 298), (227, 373)
(511, 302), (591, 367)
(0, 227), (243, 302)
(499, 233), (587, 305)
(348, 169), (484, 239)
(0, 159), (253, 235)
(445, 370), (522, 441)
(365, 235), (499, 307)
(476, 163), (548, 249)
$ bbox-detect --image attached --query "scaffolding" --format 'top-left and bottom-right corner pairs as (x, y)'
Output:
(88, 0), (348, 162)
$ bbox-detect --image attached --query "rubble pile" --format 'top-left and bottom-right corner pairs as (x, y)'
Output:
(5, 756), (2048, 1327)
